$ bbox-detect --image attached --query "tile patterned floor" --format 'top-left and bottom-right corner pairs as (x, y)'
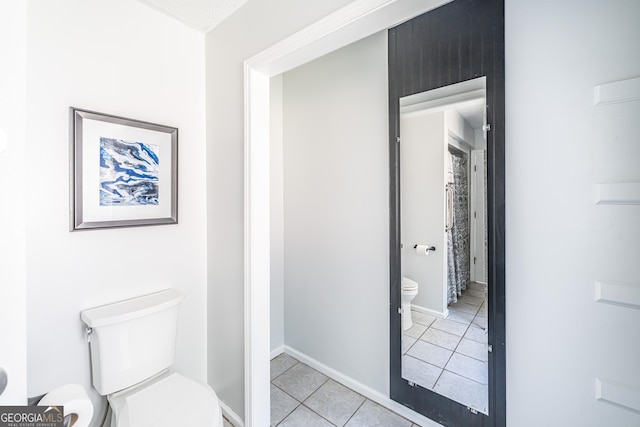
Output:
(221, 284), (487, 426)
(269, 353), (421, 427)
(402, 282), (489, 414)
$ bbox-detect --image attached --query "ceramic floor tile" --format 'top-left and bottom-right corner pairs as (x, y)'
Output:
(457, 294), (484, 306)
(402, 355), (442, 389)
(411, 311), (436, 326)
(278, 405), (334, 427)
(271, 353), (299, 380)
(404, 322), (427, 339)
(448, 301), (480, 315)
(445, 353), (488, 384)
(272, 362), (328, 401)
(433, 370), (488, 414)
(446, 309), (474, 325)
(304, 379), (365, 426)
(430, 318), (469, 336)
(344, 400), (412, 427)
(271, 384), (300, 426)
(456, 338), (488, 361)
(468, 282), (486, 292)
(479, 303), (488, 316)
(463, 325), (487, 344)
(420, 327), (461, 351)
(472, 315), (487, 330)
(465, 289), (486, 299)
(406, 340), (453, 368)
(402, 334), (417, 354)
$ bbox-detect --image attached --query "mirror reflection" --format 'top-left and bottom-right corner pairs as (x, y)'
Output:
(400, 77), (489, 414)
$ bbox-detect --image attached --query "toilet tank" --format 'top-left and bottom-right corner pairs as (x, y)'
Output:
(80, 289), (184, 396)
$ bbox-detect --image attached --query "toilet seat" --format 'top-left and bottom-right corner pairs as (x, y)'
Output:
(402, 277), (419, 292)
(108, 371), (222, 427)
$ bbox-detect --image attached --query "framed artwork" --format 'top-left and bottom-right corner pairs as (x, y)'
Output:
(70, 107), (178, 230)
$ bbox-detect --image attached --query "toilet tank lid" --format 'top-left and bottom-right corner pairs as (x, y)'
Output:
(81, 289), (184, 328)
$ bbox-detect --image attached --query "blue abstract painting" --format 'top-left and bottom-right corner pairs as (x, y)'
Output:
(99, 137), (159, 206)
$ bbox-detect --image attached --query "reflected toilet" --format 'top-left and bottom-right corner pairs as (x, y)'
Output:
(401, 277), (419, 330)
(81, 289), (223, 427)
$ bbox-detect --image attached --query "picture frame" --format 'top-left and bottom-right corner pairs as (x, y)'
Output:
(70, 107), (178, 231)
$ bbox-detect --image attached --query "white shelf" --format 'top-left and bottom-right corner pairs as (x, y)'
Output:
(596, 378), (640, 412)
(595, 281), (640, 310)
(595, 183), (640, 205)
(594, 76), (640, 106)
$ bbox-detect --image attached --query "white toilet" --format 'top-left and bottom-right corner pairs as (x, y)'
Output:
(80, 289), (223, 427)
(401, 277), (419, 331)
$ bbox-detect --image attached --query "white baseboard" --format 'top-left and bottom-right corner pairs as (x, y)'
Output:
(283, 345), (441, 427)
(411, 303), (447, 319)
(219, 398), (244, 427)
(270, 346), (285, 360)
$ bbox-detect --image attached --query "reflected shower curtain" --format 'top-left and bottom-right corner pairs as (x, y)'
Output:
(447, 152), (470, 304)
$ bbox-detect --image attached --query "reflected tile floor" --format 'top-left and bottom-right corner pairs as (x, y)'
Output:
(266, 353), (421, 427)
(402, 282), (489, 414)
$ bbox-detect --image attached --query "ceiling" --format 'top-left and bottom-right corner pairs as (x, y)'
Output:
(454, 101), (485, 130)
(136, 0), (248, 33)
(134, 0), (485, 130)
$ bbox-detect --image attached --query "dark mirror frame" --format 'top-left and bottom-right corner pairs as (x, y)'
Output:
(388, 1), (505, 426)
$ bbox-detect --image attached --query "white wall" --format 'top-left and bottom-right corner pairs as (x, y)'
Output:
(400, 112), (447, 315)
(25, 1), (207, 424)
(445, 110), (475, 147)
(0, 1), (28, 406)
(281, 31), (389, 393)
(204, 0), (354, 417)
(505, 0), (640, 425)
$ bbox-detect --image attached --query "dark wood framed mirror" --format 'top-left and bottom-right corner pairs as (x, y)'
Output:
(388, 1), (505, 426)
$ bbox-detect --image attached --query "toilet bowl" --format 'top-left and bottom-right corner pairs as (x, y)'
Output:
(81, 289), (223, 427)
(107, 371), (221, 427)
(402, 277), (419, 331)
